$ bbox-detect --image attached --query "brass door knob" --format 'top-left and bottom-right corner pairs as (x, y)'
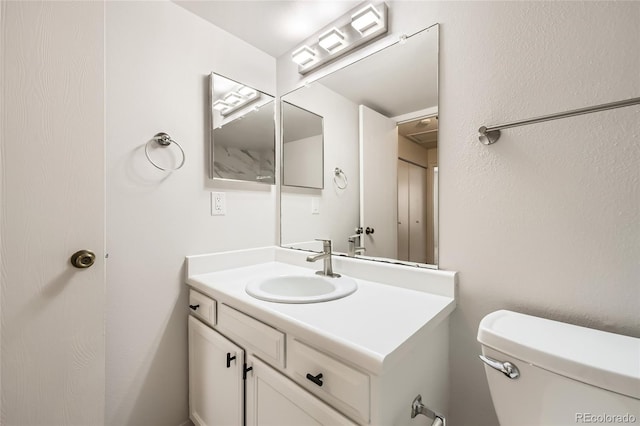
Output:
(70, 250), (96, 269)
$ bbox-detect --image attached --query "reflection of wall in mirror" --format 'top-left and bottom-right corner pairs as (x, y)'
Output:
(281, 83), (359, 253)
(283, 135), (323, 187)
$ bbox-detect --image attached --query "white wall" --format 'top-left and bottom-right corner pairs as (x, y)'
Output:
(280, 83), (360, 253)
(105, 2), (275, 425)
(283, 135), (323, 187)
(278, 2), (640, 425)
(398, 135), (429, 168)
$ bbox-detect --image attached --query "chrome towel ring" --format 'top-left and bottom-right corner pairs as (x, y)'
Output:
(145, 132), (186, 171)
(333, 167), (347, 189)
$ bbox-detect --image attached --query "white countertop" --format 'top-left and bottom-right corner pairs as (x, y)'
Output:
(186, 247), (456, 374)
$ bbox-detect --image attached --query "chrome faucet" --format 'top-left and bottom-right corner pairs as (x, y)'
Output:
(306, 239), (340, 278)
(347, 234), (366, 257)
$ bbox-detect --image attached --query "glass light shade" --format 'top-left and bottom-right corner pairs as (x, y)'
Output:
(351, 4), (381, 34)
(318, 27), (346, 53)
(238, 86), (257, 97)
(291, 45), (316, 67)
(224, 93), (243, 105)
(212, 100), (230, 112)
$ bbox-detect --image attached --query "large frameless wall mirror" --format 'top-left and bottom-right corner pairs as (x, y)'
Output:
(282, 101), (324, 189)
(209, 73), (275, 184)
(280, 24), (439, 267)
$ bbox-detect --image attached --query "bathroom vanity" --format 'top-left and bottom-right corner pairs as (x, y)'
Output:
(186, 247), (456, 426)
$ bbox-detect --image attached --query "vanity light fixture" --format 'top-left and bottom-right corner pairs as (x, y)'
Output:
(351, 4), (382, 35)
(291, 45), (316, 67)
(318, 27), (346, 53)
(290, 2), (388, 75)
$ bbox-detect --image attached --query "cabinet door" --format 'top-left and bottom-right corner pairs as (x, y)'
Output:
(246, 356), (358, 426)
(188, 316), (244, 426)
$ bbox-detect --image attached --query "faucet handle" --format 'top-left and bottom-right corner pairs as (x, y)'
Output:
(314, 238), (332, 252)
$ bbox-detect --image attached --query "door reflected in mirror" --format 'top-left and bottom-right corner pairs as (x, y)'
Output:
(282, 101), (324, 189)
(209, 73), (275, 184)
(397, 117), (438, 264)
(280, 25), (439, 267)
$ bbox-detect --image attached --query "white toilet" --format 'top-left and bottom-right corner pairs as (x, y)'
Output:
(478, 310), (640, 425)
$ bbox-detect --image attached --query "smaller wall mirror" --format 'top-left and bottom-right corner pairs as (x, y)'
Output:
(209, 73), (275, 184)
(282, 101), (324, 189)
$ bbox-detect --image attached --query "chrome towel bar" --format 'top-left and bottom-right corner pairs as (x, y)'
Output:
(479, 96), (640, 145)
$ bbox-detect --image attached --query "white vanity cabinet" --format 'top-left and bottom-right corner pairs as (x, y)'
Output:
(188, 290), (358, 426)
(245, 355), (357, 426)
(186, 248), (456, 426)
(188, 316), (244, 426)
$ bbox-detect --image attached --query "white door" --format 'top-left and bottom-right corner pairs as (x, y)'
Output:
(432, 167), (439, 265)
(1, 2), (106, 424)
(408, 164), (429, 263)
(188, 317), (244, 426)
(397, 160), (410, 261)
(359, 105), (398, 259)
(246, 356), (357, 426)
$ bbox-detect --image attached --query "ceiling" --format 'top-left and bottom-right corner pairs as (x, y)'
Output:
(173, 1), (361, 58)
(398, 116), (438, 148)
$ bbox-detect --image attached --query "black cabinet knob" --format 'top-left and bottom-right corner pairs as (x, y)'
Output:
(365, 227), (375, 235)
(189, 304), (200, 311)
(306, 373), (323, 387)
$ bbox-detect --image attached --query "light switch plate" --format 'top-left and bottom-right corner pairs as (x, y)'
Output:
(211, 192), (226, 216)
(311, 197), (320, 215)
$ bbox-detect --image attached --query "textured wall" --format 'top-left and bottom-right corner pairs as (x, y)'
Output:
(437, 3), (639, 424)
(278, 2), (640, 425)
(105, 2), (275, 425)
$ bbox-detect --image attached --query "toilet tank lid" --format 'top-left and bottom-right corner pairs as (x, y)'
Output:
(477, 310), (640, 399)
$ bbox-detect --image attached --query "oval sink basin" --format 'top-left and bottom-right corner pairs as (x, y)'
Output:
(245, 274), (357, 303)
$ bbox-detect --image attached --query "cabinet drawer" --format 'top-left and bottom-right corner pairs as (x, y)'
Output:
(288, 338), (370, 423)
(216, 304), (285, 368)
(189, 290), (216, 327)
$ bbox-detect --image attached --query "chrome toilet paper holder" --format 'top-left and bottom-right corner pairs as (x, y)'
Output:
(411, 394), (446, 426)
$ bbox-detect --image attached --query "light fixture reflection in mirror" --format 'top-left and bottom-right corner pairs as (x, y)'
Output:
(209, 73), (275, 184)
(280, 25), (439, 268)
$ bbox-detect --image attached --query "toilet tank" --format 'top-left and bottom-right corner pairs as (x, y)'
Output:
(477, 310), (640, 426)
